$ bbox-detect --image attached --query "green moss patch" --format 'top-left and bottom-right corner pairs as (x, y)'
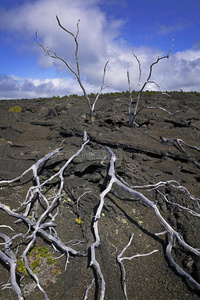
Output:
(17, 246), (61, 284)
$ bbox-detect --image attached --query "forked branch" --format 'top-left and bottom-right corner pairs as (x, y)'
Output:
(128, 38), (174, 126)
(117, 233), (158, 300)
(0, 134), (89, 300)
(105, 147), (200, 292)
(35, 16), (110, 121)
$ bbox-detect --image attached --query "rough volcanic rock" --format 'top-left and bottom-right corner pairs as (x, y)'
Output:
(0, 93), (200, 300)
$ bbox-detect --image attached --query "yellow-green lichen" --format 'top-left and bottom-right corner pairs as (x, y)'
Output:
(117, 216), (128, 225)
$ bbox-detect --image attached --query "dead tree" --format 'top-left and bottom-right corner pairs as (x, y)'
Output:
(35, 16), (110, 122)
(127, 39), (174, 126)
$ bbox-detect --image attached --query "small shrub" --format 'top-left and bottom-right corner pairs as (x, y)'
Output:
(9, 105), (22, 112)
(16, 246), (58, 276)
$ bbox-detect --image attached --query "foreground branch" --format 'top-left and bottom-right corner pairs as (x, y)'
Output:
(105, 147), (200, 291)
(85, 146), (200, 299)
(0, 232), (24, 300)
(0, 134), (89, 299)
(0, 134), (199, 299)
(117, 233), (158, 300)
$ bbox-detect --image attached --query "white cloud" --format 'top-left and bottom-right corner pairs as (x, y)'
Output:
(0, 0), (200, 100)
(151, 49), (200, 91)
(0, 75), (83, 100)
(0, 75), (20, 92)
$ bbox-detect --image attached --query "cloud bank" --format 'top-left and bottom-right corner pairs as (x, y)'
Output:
(0, 0), (200, 100)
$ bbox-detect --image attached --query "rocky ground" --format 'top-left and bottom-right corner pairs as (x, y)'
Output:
(0, 92), (200, 300)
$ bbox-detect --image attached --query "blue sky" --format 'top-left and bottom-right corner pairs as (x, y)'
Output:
(0, 0), (200, 99)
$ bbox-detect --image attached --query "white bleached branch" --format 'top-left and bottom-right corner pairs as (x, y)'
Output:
(35, 16), (110, 122)
(128, 38), (174, 126)
(117, 233), (159, 300)
(160, 136), (200, 153)
(105, 147), (200, 291)
(0, 134), (89, 300)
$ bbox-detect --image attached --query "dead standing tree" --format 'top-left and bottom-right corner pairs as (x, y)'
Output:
(127, 39), (175, 126)
(35, 16), (110, 122)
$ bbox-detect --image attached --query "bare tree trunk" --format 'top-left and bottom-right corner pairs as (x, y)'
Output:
(128, 39), (174, 126)
(35, 16), (110, 122)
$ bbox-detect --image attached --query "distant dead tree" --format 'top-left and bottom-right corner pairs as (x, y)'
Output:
(35, 16), (110, 122)
(127, 39), (174, 126)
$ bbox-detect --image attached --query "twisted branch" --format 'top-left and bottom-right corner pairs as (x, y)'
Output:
(0, 134), (89, 299)
(105, 147), (200, 291)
